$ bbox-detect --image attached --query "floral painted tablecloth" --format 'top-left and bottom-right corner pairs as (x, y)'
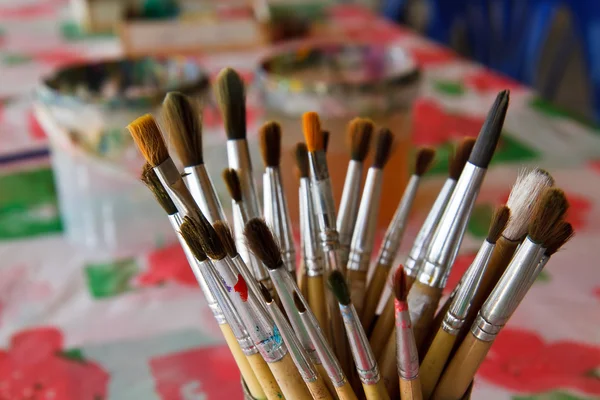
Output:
(0, 1), (599, 399)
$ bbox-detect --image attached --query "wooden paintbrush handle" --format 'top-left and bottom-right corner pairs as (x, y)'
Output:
(400, 377), (423, 400)
(408, 282), (443, 350)
(335, 381), (359, 400)
(346, 269), (368, 316)
(219, 324), (266, 400)
(306, 374), (334, 400)
(420, 329), (458, 400)
(298, 260), (309, 298)
(421, 293), (453, 357)
(377, 332), (400, 398)
(432, 334), (493, 400)
(308, 275), (329, 338)
(362, 263), (391, 330)
(269, 353), (313, 399)
(362, 379), (391, 400)
(246, 353), (285, 400)
(369, 296), (395, 359)
(316, 363), (337, 398)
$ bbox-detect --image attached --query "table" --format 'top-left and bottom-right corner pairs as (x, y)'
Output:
(1, 1), (599, 399)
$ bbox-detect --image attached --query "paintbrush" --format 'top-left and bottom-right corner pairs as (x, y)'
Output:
(141, 164), (266, 399)
(328, 270), (390, 400)
(323, 130), (330, 153)
(162, 92), (226, 224)
(222, 168), (273, 294)
(294, 292), (359, 400)
(260, 121), (296, 279)
(432, 187), (569, 400)
(303, 111), (353, 375)
(215, 67), (262, 219)
(296, 143), (328, 336)
(259, 283), (334, 400)
(345, 128), (394, 318)
(368, 146), (436, 357)
(182, 216), (312, 400)
(337, 118), (375, 273)
(420, 205), (510, 399)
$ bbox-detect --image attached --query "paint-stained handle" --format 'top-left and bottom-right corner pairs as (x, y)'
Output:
(306, 375), (335, 400)
(420, 329), (458, 400)
(369, 296), (395, 359)
(308, 275), (329, 338)
(362, 380), (391, 400)
(361, 263), (391, 330)
(346, 269), (368, 316)
(246, 353), (285, 400)
(335, 381), (359, 400)
(400, 377), (423, 400)
(269, 353), (313, 400)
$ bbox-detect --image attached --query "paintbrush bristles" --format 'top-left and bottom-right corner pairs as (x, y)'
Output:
(373, 128), (394, 169)
(328, 270), (351, 306)
(214, 220), (238, 257)
(128, 114), (168, 166)
(529, 188), (569, 244)
(392, 266), (408, 302)
(469, 89), (510, 168)
(302, 112), (323, 152)
(244, 218), (283, 270)
(190, 215), (227, 260)
(545, 221), (574, 256)
(259, 121), (282, 167)
(140, 163), (177, 215)
(348, 118), (374, 161)
(179, 217), (208, 261)
(222, 168), (243, 202)
(415, 147), (436, 176)
(215, 68), (246, 140)
(487, 205), (511, 243)
(449, 138), (476, 180)
(162, 91), (203, 167)
(294, 143), (310, 178)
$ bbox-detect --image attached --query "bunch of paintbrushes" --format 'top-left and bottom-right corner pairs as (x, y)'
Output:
(128, 67), (573, 400)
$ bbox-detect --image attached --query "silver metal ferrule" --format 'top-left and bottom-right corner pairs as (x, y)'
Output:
(300, 178), (324, 277)
(395, 304), (419, 380)
(418, 163), (486, 288)
(154, 158), (200, 221)
(231, 255), (268, 314)
(404, 178), (457, 278)
(443, 240), (495, 335)
(232, 200), (270, 283)
(377, 174), (421, 267)
(308, 152), (338, 242)
(266, 299), (318, 383)
(347, 167), (383, 273)
(212, 257), (287, 362)
(340, 304), (380, 384)
(183, 164), (226, 224)
(337, 160), (364, 268)
(227, 139), (262, 218)
(268, 267), (321, 366)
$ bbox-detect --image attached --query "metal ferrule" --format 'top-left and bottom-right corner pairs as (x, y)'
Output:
(300, 178), (324, 277)
(268, 267), (321, 365)
(347, 168), (383, 272)
(298, 309), (347, 387)
(212, 257), (287, 362)
(395, 307), (419, 380)
(404, 178), (457, 278)
(154, 158), (200, 220)
(231, 255), (268, 314)
(339, 304), (380, 384)
(183, 165), (226, 224)
(337, 160), (364, 266)
(227, 139), (262, 218)
(265, 300), (318, 383)
(443, 240), (495, 335)
(377, 174), (420, 267)
(232, 200), (270, 283)
(308, 153), (338, 239)
(418, 163), (486, 288)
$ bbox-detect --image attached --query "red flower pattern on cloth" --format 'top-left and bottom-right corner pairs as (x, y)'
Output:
(27, 109), (47, 140)
(136, 244), (198, 287)
(412, 99), (481, 146)
(464, 69), (522, 93)
(408, 45), (456, 67)
(0, 0), (63, 19)
(589, 160), (600, 175)
(30, 48), (88, 69)
(150, 345), (242, 399)
(0, 327), (109, 399)
(443, 252), (477, 295)
(479, 328), (600, 395)
(564, 192), (592, 232)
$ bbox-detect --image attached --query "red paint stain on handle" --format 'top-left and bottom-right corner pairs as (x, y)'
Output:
(233, 274), (248, 302)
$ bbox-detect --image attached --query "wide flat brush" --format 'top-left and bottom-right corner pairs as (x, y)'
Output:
(432, 188), (569, 400)
(162, 92), (226, 224)
(337, 118), (375, 273)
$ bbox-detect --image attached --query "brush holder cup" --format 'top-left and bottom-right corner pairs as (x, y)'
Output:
(36, 57), (209, 255)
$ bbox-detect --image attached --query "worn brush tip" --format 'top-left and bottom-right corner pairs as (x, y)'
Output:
(544, 221), (574, 256)
(327, 270), (351, 306)
(392, 266), (408, 303)
(140, 163), (177, 215)
(487, 205), (511, 243)
(179, 217), (208, 261)
(302, 112), (323, 152)
(294, 143), (310, 178)
(293, 291), (306, 313)
(244, 218), (283, 271)
(322, 131), (330, 153)
(187, 215), (226, 260)
(127, 114), (168, 167)
(348, 118), (374, 161)
(222, 168), (243, 202)
(449, 137), (476, 180)
(213, 220), (237, 258)
(415, 147), (436, 176)
(162, 91), (203, 167)
(469, 90), (510, 168)
(259, 282), (273, 303)
(214, 67), (246, 140)
(259, 121), (282, 167)
(529, 187), (569, 244)
(373, 128), (394, 169)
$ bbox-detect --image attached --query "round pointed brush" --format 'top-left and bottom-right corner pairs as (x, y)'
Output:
(162, 92), (226, 224)
(432, 188), (569, 400)
(337, 118), (375, 273)
(420, 206), (509, 399)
